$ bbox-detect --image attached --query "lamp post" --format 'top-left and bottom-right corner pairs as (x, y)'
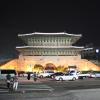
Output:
(96, 49), (99, 63)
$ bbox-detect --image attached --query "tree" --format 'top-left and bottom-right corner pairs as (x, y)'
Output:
(45, 63), (56, 70)
(33, 64), (44, 73)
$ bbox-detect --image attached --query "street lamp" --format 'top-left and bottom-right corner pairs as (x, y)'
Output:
(96, 49), (99, 63)
(96, 49), (99, 53)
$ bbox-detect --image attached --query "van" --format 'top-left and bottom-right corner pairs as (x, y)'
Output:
(0, 70), (17, 80)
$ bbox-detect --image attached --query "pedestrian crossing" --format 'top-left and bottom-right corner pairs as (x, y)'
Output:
(0, 84), (54, 94)
(0, 89), (9, 93)
(0, 88), (17, 94)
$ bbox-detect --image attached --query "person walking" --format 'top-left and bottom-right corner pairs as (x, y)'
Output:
(27, 72), (31, 80)
(9, 77), (14, 92)
(13, 75), (18, 91)
(6, 74), (11, 89)
(33, 72), (37, 82)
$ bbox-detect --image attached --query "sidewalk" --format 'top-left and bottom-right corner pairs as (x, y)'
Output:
(0, 77), (54, 93)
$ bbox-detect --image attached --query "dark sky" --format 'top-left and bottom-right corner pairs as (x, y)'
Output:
(0, 1), (100, 55)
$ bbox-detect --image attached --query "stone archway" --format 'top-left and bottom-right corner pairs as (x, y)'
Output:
(45, 63), (56, 71)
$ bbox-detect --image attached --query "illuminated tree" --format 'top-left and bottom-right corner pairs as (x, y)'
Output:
(45, 63), (56, 70)
(33, 64), (44, 73)
(56, 65), (67, 72)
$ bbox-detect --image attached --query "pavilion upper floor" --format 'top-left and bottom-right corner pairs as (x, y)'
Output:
(18, 32), (82, 46)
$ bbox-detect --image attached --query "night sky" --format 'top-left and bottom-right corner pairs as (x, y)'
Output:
(0, 1), (100, 56)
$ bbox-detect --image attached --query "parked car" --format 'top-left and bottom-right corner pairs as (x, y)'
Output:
(95, 73), (100, 78)
(50, 72), (64, 78)
(54, 73), (78, 81)
(38, 70), (54, 78)
(88, 73), (96, 78)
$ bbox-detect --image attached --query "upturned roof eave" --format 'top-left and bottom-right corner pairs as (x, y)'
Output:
(16, 46), (84, 49)
(18, 32), (82, 37)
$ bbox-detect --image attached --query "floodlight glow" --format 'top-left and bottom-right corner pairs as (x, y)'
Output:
(96, 49), (99, 53)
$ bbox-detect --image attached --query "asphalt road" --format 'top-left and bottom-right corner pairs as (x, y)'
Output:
(45, 78), (100, 92)
(0, 78), (100, 100)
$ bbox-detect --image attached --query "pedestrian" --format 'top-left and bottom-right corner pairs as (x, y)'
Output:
(27, 72), (31, 80)
(6, 74), (11, 89)
(33, 72), (37, 82)
(13, 75), (18, 91)
(9, 77), (14, 92)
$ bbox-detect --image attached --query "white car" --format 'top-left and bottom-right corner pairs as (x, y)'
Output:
(38, 71), (54, 78)
(95, 73), (100, 78)
(54, 73), (78, 81)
